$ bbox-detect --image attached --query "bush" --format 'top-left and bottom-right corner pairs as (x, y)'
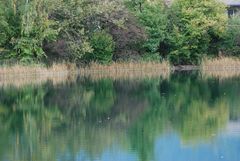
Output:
(222, 16), (240, 55)
(0, 0), (58, 62)
(85, 31), (115, 64)
(127, 0), (169, 54)
(1, 0), (119, 63)
(168, 0), (227, 65)
(141, 53), (161, 62)
(48, 0), (123, 62)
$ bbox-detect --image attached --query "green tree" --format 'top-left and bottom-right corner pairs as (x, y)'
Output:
(168, 0), (227, 65)
(126, 0), (169, 55)
(222, 15), (240, 55)
(0, 0), (58, 62)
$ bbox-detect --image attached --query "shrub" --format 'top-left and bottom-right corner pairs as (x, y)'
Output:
(168, 0), (227, 65)
(85, 31), (115, 64)
(126, 0), (169, 54)
(0, 0), (58, 62)
(48, 0), (123, 61)
(222, 16), (240, 55)
(141, 53), (161, 62)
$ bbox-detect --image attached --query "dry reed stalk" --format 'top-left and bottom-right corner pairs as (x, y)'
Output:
(201, 57), (240, 78)
(0, 63), (78, 88)
(0, 62), (77, 76)
(79, 61), (171, 80)
(0, 73), (78, 88)
(0, 61), (171, 87)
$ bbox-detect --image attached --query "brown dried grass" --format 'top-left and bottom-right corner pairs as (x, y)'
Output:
(0, 61), (171, 87)
(79, 61), (171, 80)
(0, 63), (77, 87)
(201, 57), (240, 78)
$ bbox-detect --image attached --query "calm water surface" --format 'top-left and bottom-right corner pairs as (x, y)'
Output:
(0, 72), (240, 161)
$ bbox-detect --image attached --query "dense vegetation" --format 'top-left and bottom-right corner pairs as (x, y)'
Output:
(0, 0), (239, 65)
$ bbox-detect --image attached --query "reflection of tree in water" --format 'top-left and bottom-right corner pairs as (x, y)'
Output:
(44, 78), (116, 123)
(0, 79), (120, 161)
(161, 73), (229, 141)
(0, 73), (239, 161)
(129, 73), (232, 161)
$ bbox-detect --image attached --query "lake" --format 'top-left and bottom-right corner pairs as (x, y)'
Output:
(0, 71), (239, 161)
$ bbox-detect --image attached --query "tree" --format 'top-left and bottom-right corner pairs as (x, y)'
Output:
(126, 0), (169, 55)
(168, 0), (227, 65)
(0, 0), (58, 62)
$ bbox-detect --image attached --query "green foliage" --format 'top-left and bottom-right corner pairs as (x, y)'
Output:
(0, 0), (58, 62)
(167, 0), (227, 65)
(50, 0), (120, 62)
(52, 0), (93, 60)
(85, 31), (115, 64)
(222, 16), (240, 55)
(127, 0), (168, 54)
(137, 1), (168, 53)
(140, 53), (161, 62)
(127, 0), (228, 65)
(12, 38), (46, 62)
(0, 0), (236, 64)
(0, 0), (120, 63)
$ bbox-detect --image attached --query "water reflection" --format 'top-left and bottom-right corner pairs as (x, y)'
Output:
(0, 72), (240, 161)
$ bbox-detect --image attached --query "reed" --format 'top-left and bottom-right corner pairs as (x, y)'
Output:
(0, 61), (171, 87)
(79, 61), (171, 80)
(0, 73), (78, 88)
(0, 62), (77, 87)
(201, 57), (240, 78)
(0, 62), (77, 75)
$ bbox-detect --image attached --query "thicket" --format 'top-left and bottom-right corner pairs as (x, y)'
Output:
(167, 0), (227, 65)
(221, 15), (240, 55)
(0, 0), (239, 65)
(0, 0), (119, 63)
(0, 0), (58, 62)
(127, 0), (228, 65)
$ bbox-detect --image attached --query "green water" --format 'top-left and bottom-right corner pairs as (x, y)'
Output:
(0, 72), (240, 161)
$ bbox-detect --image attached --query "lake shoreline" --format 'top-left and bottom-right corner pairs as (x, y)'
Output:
(1, 57), (240, 79)
(1, 58), (240, 87)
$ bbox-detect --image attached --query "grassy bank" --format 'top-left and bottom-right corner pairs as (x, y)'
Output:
(0, 63), (77, 87)
(202, 57), (240, 78)
(0, 61), (170, 87)
(80, 61), (170, 80)
(1, 57), (240, 87)
(0, 62), (77, 75)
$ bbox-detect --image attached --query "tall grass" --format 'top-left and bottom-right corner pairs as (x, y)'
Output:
(79, 61), (170, 80)
(201, 57), (240, 78)
(0, 62), (77, 76)
(0, 61), (171, 87)
(0, 62), (77, 87)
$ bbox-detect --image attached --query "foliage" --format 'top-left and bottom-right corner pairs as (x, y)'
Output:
(140, 53), (161, 62)
(51, 0), (93, 60)
(0, 0), (58, 62)
(0, 0), (237, 64)
(126, 0), (169, 54)
(48, 0), (121, 62)
(0, 0), (120, 63)
(222, 16), (240, 55)
(127, 0), (228, 65)
(167, 0), (227, 65)
(85, 31), (115, 64)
